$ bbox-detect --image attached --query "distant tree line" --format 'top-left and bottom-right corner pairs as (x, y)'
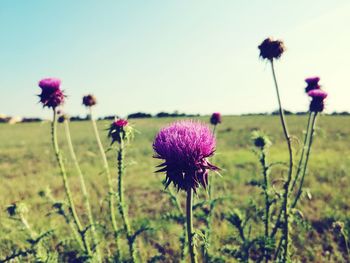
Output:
(1, 110), (349, 124)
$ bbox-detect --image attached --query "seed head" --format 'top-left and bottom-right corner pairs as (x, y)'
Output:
(82, 94), (97, 107)
(308, 89), (328, 112)
(210, 112), (222, 125)
(305, 77), (321, 93)
(258, 37), (285, 61)
(153, 120), (219, 192)
(38, 78), (65, 108)
(108, 118), (132, 144)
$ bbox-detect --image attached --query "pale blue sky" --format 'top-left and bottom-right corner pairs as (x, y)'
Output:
(1, 0), (349, 118)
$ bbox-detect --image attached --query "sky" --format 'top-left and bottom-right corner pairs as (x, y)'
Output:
(1, 0), (350, 118)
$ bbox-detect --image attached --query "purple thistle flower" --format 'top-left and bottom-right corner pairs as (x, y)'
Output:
(308, 89), (328, 112)
(258, 37), (285, 61)
(305, 77), (321, 93)
(210, 112), (222, 125)
(38, 78), (65, 108)
(82, 94), (97, 107)
(153, 120), (219, 192)
(108, 119), (129, 144)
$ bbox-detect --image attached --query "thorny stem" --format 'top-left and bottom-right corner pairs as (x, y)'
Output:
(292, 113), (318, 208)
(341, 230), (350, 260)
(261, 151), (270, 263)
(64, 120), (101, 262)
(117, 139), (137, 263)
(270, 60), (293, 262)
(167, 188), (186, 262)
(186, 187), (198, 263)
(51, 109), (91, 255)
(89, 108), (120, 257)
(204, 123), (218, 261)
(290, 112), (313, 192)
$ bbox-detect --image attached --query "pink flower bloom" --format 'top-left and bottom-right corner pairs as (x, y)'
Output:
(108, 119), (129, 144)
(153, 120), (219, 192)
(308, 89), (328, 112)
(210, 112), (222, 125)
(38, 78), (65, 108)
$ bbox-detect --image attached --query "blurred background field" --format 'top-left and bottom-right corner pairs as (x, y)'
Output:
(0, 115), (349, 262)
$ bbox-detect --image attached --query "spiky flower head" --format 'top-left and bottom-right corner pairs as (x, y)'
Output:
(108, 118), (133, 144)
(305, 77), (321, 93)
(258, 37), (285, 61)
(308, 89), (328, 112)
(153, 120), (219, 192)
(210, 112), (222, 125)
(251, 131), (271, 150)
(38, 78), (65, 109)
(82, 94), (97, 107)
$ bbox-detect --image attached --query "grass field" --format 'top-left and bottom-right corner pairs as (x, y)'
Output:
(0, 115), (349, 262)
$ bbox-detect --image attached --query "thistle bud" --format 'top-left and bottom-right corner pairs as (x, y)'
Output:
(38, 78), (65, 109)
(251, 131), (271, 150)
(108, 119), (132, 144)
(210, 112), (222, 125)
(6, 202), (28, 217)
(258, 37), (285, 61)
(82, 94), (97, 107)
(305, 77), (321, 93)
(308, 89), (328, 112)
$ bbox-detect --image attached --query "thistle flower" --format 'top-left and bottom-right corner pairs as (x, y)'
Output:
(258, 37), (285, 60)
(82, 94), (97, 107)
(108, 118), (132, 144)
(308, 89), (328, 112)
(305, 77), (320, 93)
(251, 131), (271, 150)
(210, 112), (222, 125)
(38, 78), (65, 108)
(153, 120), (219, 192)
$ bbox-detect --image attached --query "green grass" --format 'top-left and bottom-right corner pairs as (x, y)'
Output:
(0, 115), (349, 262)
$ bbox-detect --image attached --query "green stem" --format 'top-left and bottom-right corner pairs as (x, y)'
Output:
(89, 108), (120, 256)
(261, 151), (270, 263)
(51, 109), (91, 255)
(292, 113), (318, 208)
(290, 112), (313, 192)
(186, 187), (198, 263)
(117, 140), (137, 263)
(205, 124), (218, 261)
(341, 230), (350, 260)
(64, 120), (101, 261)
(270, 60), (293, 262)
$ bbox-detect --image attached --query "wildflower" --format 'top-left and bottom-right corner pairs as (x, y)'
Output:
(251, 131), (271, 150)
(82, 94), (97, 107)
(210, 112), (222, 125)
(153, 120), (219, 192)
(305, 77), (320, 93)
(38, 78), (65, 108)
(108, 119), (132, 144)
(258, 37), (285, 60)
(308, 89), (328, 112)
